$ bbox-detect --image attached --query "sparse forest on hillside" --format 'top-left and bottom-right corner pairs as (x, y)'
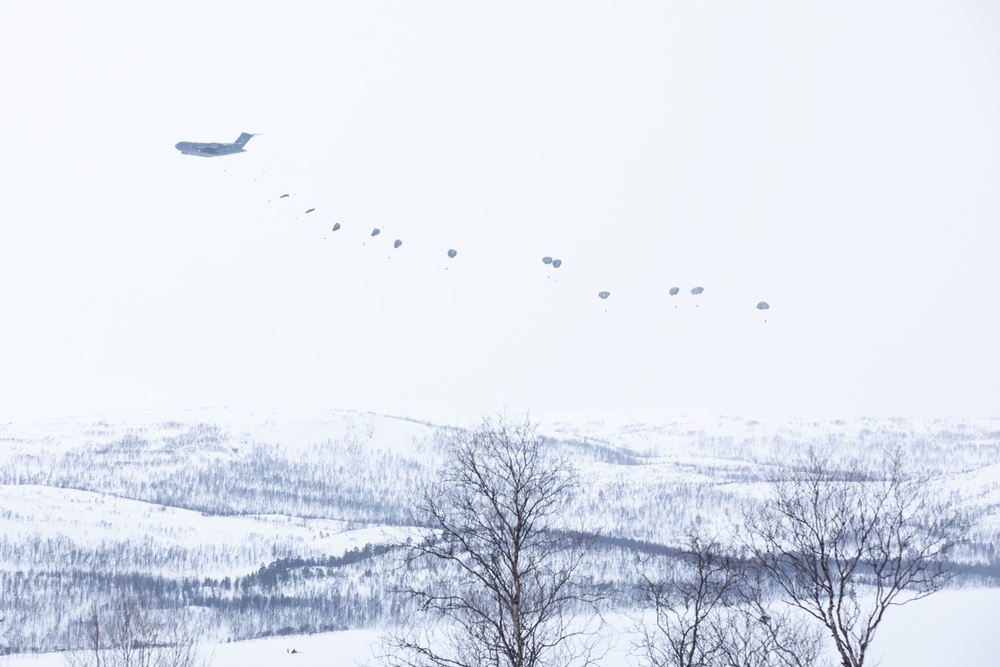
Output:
(0, 408), (998, 660)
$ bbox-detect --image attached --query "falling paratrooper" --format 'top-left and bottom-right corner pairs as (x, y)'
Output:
(757, 300), (770, 323)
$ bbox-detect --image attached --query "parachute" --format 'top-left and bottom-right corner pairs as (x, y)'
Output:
(394, 239), (403, 249)
(598, 291), (610, 299)
(447, 249), (458, 258)
(542, 256), (553, 265)
(690, 286), (704, 295)
(669, 287), (680, 296)
(552, 259), (562, 268)
(756, 301), (770, 310)
(331, 223), (341, 231)
(371, 228), (381, 237)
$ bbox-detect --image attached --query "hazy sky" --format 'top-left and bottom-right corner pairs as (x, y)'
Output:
(2, 2), (999, 423)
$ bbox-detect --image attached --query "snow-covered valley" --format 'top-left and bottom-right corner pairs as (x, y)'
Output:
(1, 407), (998, 664)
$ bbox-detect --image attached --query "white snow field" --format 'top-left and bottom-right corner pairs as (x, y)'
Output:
(1, 407), (998, 664)
(5, 588), (1000, 667)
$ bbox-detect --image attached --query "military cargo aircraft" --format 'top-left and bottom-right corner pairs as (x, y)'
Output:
(175, 132), (256, 157)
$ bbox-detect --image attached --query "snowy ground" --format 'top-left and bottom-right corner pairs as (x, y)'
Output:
(872, 587), (1000, 666)
(1, 407), (998, 663)
(5, 587), (999, 667)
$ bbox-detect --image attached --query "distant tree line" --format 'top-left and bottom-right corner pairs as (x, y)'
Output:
(238, 543), (397, 589)
(0, 544), (395, 652)
(389, 416), (972, 667)
(0, 412), (997, 665)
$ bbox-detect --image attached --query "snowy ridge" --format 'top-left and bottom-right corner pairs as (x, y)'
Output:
(0, 408), (998, 654)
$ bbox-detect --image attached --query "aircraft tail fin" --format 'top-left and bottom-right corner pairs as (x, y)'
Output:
(234, 132), (255, 147)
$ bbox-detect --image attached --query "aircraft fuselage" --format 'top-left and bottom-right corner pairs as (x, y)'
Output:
(175, 132), (255, 157)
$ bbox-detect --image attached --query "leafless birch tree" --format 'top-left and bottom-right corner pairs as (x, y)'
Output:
(638, 532), (825, 667)
(638, 534), (740, 667)
(386, 415), (602, 667)
(65, 595), (210, 667)
(742, 447), (965, 667)
(712, 564), (827, 667)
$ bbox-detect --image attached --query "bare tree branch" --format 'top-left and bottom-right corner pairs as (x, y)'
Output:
(384, 414), (604, 667)
(742, 447), (966, 667)
(637, 533), (743, 667)
(64, 594), (211, 667)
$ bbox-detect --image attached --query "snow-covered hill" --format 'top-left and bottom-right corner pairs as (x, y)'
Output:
(1, 407), (998, 655)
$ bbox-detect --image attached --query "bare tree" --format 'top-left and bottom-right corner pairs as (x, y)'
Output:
(638, 534), (741, 667)
(742, 447), (965, 667)
(155, 625), (211, 667)
(0, 612), (10, 656)
(65, 595), (210, 667)
(712, 565), (827, 667)
(385, 415), (603, 667)
(639, 533), (832, 667)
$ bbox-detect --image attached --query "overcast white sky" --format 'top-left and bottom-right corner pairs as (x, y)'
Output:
(2, 2), (999, 423)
